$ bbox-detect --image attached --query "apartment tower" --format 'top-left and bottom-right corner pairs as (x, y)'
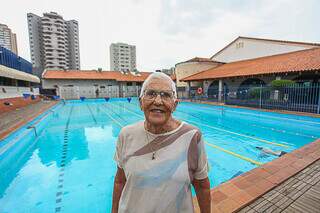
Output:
(27, 12), (80, 77)
(110, 43), (136, 72)
(0, 23), (18, 54)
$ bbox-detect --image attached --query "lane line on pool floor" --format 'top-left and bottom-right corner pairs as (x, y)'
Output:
(55, 105), (73, 213)
(112, 102), (289, 148)
(178, 107), (317, 140)
(182, 102), (320, 125)
(86, 104), (97, 124)
(106, 102), (263, 166)
(97, 104), (124, 128)
(175, 109), (290, 148)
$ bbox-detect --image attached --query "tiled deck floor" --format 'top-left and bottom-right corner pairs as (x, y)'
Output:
(0, 100), (57, 140)
(238, 159), (320, 213)
(193, 139), (320, 213)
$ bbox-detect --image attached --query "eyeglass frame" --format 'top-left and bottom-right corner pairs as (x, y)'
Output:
(141, 89), (176, 101)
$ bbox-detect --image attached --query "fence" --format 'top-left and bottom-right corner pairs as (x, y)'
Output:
(187, 83), (320, 114)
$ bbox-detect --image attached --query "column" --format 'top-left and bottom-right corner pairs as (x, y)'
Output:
(218, 79), (223, 102)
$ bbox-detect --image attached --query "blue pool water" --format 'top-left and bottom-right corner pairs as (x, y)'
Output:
(1, 98), (320, 212)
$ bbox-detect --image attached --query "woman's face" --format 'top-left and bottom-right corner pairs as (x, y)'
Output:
(140, 78), (177, 126)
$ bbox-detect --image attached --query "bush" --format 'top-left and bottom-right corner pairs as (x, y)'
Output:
(271, 80), (294, 88)
(248, 88), (261, 99)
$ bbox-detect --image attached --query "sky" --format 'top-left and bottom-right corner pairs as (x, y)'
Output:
(1, 0), (320, 72)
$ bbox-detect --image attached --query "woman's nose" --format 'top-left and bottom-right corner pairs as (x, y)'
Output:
(154, 94), (163, 104)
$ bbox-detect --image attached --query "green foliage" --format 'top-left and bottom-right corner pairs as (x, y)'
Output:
(271, 80), (295, 88)
(248, 88), (261, 99)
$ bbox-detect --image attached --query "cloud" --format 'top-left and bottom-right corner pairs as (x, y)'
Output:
(1, 0), (319, 72)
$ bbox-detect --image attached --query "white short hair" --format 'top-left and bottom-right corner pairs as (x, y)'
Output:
(139, 72), (177, 98)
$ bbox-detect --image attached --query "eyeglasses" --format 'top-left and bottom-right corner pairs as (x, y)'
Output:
(143, 89), (175, 101)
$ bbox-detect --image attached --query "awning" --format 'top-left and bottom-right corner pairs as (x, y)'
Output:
(0, 65), (40, 83)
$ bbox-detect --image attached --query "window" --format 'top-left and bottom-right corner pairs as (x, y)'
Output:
(236, 42), (244, 49)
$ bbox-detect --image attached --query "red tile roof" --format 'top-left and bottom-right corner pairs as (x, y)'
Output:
(176, 57), (222, 66)
(211, 36), (320, 59)
(186, 57), (215, 63)
(182, 48), (320, 81)
(42, 70), (151, 82)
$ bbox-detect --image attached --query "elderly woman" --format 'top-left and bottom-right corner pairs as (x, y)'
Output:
(112, 72), (211, 213)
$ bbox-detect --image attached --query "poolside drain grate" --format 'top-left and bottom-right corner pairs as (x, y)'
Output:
(55, 106), (73, 212)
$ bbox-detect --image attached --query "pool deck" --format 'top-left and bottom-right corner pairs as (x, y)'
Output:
(193, 139), (320, 213)
(0, 100), (58, 140)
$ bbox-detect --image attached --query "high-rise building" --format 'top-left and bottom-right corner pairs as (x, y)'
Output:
(110, 43), (136, 72)
(27, 12), (80, 77)
(0, 23), (18, 55)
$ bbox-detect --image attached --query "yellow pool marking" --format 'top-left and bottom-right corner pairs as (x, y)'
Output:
(186, 119), (289, 148)
(204, 141), (263, 166)
(108, 102), (263, 166)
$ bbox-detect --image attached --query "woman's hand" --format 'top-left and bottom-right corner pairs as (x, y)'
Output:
(112, 167), (126, 213)
(192, 177), (211, 213)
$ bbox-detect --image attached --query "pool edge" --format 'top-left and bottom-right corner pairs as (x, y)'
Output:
(193, 138), (320, 212)
(0, 101), (59, 141)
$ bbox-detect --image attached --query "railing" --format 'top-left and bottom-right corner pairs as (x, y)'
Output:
(0, 86), (40, 99)
(0, 46), (32, 74)
(187, 83), (320, 114)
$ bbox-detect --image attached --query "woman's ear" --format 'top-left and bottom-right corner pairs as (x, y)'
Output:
(172, 99), (178, 112)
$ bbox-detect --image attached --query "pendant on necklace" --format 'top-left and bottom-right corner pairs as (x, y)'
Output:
(152, 152), (156, 160)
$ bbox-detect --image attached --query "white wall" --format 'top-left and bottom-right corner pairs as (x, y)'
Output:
(0, 86), (39, 99)
(42, 79), (119, 89)
(212, 38), (317, 63)
(175, 61), (220, 87)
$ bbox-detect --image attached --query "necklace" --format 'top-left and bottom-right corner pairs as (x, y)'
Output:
(145, 128), (156, 160)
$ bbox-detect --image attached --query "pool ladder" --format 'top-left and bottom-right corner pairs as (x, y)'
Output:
(27, 109), (55, 137)
(27, 125), (38, 136)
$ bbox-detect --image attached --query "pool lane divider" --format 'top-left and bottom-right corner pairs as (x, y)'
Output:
(107, 102), (263, 166)
(55, 105), (73, 213)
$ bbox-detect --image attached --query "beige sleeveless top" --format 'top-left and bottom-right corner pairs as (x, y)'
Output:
(114, 121), (208, 213)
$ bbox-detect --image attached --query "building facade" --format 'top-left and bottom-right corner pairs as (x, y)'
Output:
(0, 24), (18, 55)
(182, 48), (320, 106)
(42, 70), (151, 99)
(27, 12), (80, 77)
(110, 43), (136, 72)
(0, 46), (40, 113)
(174, 57), (222, 97)
(211, 36), (320, 63)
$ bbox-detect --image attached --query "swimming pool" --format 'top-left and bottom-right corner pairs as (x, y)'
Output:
(0, 98), (319, 212)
